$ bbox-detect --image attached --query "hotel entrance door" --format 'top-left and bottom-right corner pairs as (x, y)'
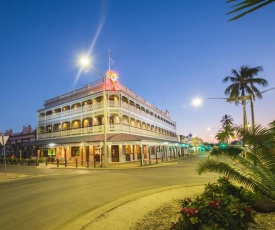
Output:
(111, 145), (119, 162)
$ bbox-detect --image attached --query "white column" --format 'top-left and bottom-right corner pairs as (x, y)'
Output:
(119, 145), (124, 163)
(140, 144), (144, 165)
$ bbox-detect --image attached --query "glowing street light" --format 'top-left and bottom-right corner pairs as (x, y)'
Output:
(79, 56), (91, 67)
(192, 97), (227, 107)
(192, 98), (203, 107)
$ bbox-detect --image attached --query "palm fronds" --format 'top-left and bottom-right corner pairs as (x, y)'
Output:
(198, 122), (275, 200)
(227, 0), (275, 21)
(198, 157), (275, 200)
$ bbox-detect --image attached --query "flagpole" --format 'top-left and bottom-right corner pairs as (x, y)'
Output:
(108, 49), (111, 71)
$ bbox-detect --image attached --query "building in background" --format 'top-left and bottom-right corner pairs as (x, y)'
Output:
(33, 70), (188, 165)
(1, 125), (36, 158)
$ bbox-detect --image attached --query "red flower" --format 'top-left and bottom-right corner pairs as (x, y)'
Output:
(186, 208), (195, 216)
(180, 207), (186, 213)
(209, 201), (218, 209)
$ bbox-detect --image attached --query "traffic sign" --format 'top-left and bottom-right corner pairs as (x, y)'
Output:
(0, 135), (9, 146)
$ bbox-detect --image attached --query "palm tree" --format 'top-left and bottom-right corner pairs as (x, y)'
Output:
(269, 120), (275, 132)
(215, 130), (227, 143)
(216, 125), (236, 144)
(227, 0), (275, 21)
(223, 65), (268, 130)
(198, 122), (275, 200)
(220, 114), (234, 128)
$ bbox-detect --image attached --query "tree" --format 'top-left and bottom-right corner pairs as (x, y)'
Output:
(227, 0), (275, 21)
(198, 122), (275, 200)
(216, 125), (236, 144)
(215, 130), (227, 143)
(220, 114), (234, 128)
(223, 65), (268, 130)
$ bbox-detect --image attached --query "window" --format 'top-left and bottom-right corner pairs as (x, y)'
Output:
(72, 147), (80, 157)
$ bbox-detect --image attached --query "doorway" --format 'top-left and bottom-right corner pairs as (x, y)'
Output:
(111, 145), (119, 162)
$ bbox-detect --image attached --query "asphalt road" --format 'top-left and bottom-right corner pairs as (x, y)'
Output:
(0, 152), (219, 230)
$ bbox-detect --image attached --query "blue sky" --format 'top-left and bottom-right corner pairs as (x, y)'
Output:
(1, 0), (274, 142)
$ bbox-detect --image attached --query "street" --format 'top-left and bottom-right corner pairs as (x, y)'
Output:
(0, 153), (219, 230)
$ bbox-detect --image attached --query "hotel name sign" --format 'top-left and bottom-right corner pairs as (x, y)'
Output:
(99, 141), (141, 145)
(111, 141), (141, 145)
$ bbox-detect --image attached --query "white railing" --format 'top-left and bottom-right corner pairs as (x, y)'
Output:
(52, 132), (61, 137)
(109, 101), (120, 107)
(52, 113), (61, 119)
(83, 105), (93, 112)
(71, 107), (82, 115)
(37, 123), (177, 141)
(62, 111), (71, 117)
(71, 129), (81, 135)
(38, 117), (45, 122)
(93, 102), (103, 110)
(45, 115), (52, 120)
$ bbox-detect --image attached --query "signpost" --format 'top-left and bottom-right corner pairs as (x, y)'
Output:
(0, 135), (9, 176)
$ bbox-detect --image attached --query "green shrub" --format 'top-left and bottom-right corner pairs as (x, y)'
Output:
(171, 177), (256, 230)
(23, 159), (29, 163)
(30, 158), (36, 164)
(39, 157), (45, 163)
(12, 158), (17, 163)
(23, 158), (36, 164)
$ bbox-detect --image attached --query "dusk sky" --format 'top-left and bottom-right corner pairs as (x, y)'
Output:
(1, 0), (274, 142)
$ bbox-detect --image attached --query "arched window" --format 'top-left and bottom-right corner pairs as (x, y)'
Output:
(83, 117), (93, 127)
(62, 122), (70, 130)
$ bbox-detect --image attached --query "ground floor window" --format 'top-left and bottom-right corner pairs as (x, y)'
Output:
(72, 147), (80, 157)
(47, 148), (56, 156)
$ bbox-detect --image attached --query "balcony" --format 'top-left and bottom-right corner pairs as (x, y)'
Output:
(37, 123), (177, 141)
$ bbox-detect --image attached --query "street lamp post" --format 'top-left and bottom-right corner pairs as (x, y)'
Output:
(78, 54), (118, 167)
(79, 57), (109, 167)
(103, 75), (108, 167)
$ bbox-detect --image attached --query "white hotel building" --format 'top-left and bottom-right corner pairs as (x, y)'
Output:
(35, 70), (187, 165)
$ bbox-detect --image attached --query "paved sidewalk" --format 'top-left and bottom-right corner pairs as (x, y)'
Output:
(0, 156), (185, 180)
(62, 184), (205, 230)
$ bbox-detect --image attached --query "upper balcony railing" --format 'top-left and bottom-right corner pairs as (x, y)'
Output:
(37, 124), (177, 142)
(43, 79), (103, 107)
(41, 80), (175, 122)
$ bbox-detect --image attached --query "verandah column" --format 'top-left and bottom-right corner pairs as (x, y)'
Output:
(133, 145), (137, 161)
(148, 146), (151, 165)
(140, 144), (144, 166)
(119, 145), (124, 163)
